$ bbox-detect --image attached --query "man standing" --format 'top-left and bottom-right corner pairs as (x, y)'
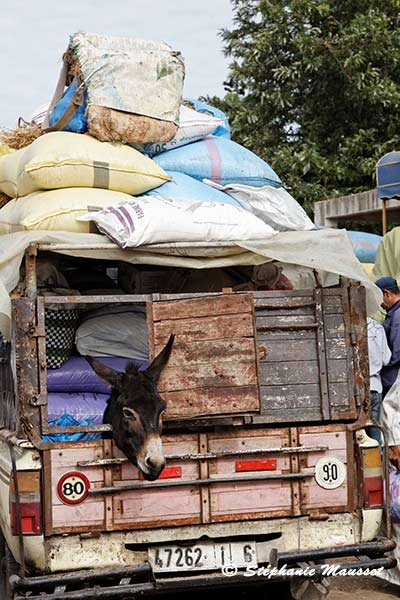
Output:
(367, 317), (391, 442)
(375, 277), (400, 397)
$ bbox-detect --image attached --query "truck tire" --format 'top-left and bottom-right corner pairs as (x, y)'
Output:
(0, 530), (18, 600)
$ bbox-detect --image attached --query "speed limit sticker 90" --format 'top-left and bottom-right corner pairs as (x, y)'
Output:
(314, 456), (346, 490)
(57, 472), (90, 505)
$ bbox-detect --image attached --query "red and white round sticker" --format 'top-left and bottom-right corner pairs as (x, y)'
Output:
(57, 472), (90, 505)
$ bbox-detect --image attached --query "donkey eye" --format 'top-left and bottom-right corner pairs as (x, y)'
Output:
(122, 407), (137, 422)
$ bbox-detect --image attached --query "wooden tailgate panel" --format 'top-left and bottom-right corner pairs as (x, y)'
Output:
(208, 428), (293, 521)
(255, 289), (358, 423)
(148, 293), (260, 419)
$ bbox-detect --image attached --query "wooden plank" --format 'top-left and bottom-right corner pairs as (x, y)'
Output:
(260, 384), (322, 411)
(261, 408), (323, 422)
(163, 385), (260, 419)
(152, 293), (253, 321)
(153, 338), (256, 366)
(256, 315), (317, 328)
(260, 339), (317, 363)
(255, 305), (315, 317)
(324, 313), (346, 338)
(326, 338), (347, 360)
(327, 359), (348, 383)
(154, 313), (254, 344)
(158, 360), (257, 392)
(259, 361), (320, 386)
(257, 329), (316, 342)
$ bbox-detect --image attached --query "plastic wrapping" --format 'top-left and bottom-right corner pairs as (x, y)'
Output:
(47, 355), (148, 393)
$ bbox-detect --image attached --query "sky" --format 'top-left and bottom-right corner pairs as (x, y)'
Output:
(0, 0), (233, 128)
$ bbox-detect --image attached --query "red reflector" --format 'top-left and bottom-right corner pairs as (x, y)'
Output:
(139, 466), (182, 480)
(10, 502), (42, 535)
(364, 476), (384, 508)
(235, 459), (277, 472)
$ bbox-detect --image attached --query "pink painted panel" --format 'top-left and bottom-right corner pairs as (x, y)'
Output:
(113, 488), (201, 524)
(112, 433), (202, 527)
(299, 430), (349, 509)
(208, 429), (292, 517)
(50, 445), (106, 529)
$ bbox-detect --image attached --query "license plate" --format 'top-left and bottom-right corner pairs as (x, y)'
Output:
(149, 541), (257, 573)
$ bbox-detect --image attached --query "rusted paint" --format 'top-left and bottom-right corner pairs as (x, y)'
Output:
(163, 386), (260, 419)
(152, 292), (253, 321)
(154, 313), (255, 344)
(159, 362), (258, 392)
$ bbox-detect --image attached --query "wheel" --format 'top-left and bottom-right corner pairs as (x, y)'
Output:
(0, 530), (19, 600)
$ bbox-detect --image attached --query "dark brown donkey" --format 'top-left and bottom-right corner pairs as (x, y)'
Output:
(85, 335), (174, 481)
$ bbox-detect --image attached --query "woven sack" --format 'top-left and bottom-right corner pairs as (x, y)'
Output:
(45, 308), (80, 369)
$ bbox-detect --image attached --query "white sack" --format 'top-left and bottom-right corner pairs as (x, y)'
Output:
(205, 180), (314, 232)
(79, 196), (276, 248)
(382, 372), (400, 446)
(134, 105), (225, 155)
(75, 305), (148, 360)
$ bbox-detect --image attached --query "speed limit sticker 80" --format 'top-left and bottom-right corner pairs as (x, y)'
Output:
(57, 472), (90, 505)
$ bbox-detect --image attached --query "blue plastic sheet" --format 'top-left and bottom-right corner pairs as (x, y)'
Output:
(43, 413), (101, 442)
(48, 79), (88, 133)
(154, 137), (282, 188)
(146, 171), (241, 207)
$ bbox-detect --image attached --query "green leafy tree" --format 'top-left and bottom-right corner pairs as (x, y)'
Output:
(213, 0), (400, 215)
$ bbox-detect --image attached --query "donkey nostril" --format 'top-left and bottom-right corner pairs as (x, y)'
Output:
(145, 456), (156, 468)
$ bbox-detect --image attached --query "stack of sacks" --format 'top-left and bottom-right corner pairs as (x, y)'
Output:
(0, 132), (171, 234)
(45, 304), (149, 441)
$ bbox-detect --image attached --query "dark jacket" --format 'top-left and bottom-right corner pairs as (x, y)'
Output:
(382, 300), (400, 388)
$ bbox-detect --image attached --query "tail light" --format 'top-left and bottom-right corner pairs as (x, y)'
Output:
(235, 459), (277, 472)
(361, 447), (384, 508)
(10, 470), (42, 535)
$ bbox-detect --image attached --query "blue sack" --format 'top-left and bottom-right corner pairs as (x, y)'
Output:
(146, 171), (241, 207)
(186, 98), (231, 139)
(153, 137), (282, 188)
(48, 78), (88, 133)
(43, 413), (100, 442)
(346, 231), (382, 263)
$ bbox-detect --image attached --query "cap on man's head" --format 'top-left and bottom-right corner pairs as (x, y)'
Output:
(375, 276), (398, 291)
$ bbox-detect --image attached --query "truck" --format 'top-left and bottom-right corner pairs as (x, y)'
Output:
(0, 240), (396, 600)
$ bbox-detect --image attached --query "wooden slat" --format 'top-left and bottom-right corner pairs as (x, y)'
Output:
(154, 313), (254, 344)
(158, 361), (257, 392)
(259, 361), (320, 386)
(260, 384), (322, 411)
(152, 293), (253, 321)
(261, 339), (317, 362)
(153, 338), (256, 366)
(163, 386), (259, 419)
(256, 315), (316, 328)
(327, 359), (348, 383)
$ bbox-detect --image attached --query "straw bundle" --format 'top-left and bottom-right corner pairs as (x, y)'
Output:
(0, 121), (41, 150)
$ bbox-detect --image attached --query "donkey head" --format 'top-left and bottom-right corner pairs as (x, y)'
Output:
(85, 335), (174, 481)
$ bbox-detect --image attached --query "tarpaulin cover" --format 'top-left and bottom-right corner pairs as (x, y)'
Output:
(47, 356), (148, 393)
(377, 152), (400, 200)
(346, 230), (382, 264)
(0, 229), (382, 340)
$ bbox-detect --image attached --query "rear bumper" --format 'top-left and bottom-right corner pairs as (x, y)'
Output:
(11, 538), (397, 599)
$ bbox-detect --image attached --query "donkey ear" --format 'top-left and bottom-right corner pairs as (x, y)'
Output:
(146, 334), (175, 384)
(85, 356), (122, 389)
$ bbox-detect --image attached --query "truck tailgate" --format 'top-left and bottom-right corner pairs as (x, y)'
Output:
(44, 424), (353, 535)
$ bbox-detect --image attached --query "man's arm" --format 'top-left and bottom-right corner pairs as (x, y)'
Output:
(387, 318), (400, 367)
(380, 326), (392, 366)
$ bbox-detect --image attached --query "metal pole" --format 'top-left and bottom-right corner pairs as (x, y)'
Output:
(382, 198), (387, 235)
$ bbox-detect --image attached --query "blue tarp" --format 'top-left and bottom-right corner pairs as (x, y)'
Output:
(377, 152), (400, 200)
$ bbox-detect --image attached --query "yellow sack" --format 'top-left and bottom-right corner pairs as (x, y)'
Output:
(0, 188), (135, 234)
(0, 132), (171, 198)
(0, 148), (23, 197)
